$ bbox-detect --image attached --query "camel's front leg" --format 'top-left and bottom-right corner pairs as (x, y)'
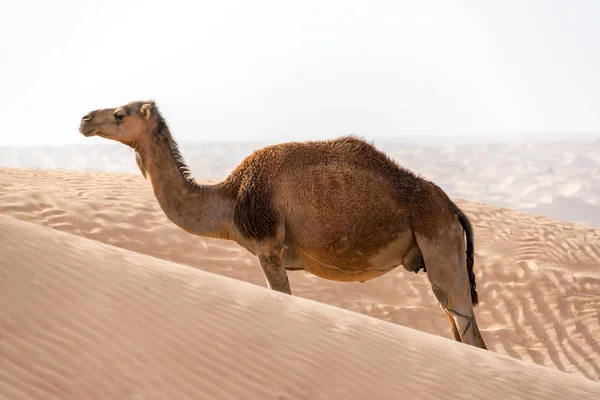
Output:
(257, 246), (291, 295)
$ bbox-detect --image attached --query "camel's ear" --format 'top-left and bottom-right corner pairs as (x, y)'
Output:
(140, 103), (153, 120)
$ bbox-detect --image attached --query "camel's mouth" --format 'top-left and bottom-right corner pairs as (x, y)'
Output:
(80, 124), (99, 137)
(80, 125), (113, 138)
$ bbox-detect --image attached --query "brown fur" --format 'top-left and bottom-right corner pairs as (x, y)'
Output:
(78, 100), (487, 349)
(221, 137), (419, 241)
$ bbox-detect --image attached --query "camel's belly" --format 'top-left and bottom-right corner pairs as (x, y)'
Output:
(283, 246), (401, 283)
(283, 230), (414, 282)
(303, 261), (397, 282)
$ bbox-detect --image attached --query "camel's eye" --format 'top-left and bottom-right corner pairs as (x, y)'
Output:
(114, 112), (125, 122)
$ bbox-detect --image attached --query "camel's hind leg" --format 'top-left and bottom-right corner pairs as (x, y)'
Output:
(444, 309), (462, 342)
(415, 226), (487, 349)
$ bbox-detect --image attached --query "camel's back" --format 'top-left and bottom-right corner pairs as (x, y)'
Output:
(220, 136), (443, 243)
(224, 135), (420, 188)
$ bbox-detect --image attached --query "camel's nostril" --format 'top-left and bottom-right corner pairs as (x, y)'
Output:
(82, 113), (93, 121)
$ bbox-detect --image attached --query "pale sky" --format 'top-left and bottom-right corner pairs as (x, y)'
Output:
(1, 0), (599, 146)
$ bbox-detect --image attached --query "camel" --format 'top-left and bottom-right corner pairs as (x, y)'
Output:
(79, 100), (487, 349)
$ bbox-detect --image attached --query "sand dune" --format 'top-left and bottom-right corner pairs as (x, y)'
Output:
(1, 214), (599, 399)
(1, 167), (600, 384)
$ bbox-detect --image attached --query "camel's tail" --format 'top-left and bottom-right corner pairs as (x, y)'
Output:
(451, 204), (478, 306)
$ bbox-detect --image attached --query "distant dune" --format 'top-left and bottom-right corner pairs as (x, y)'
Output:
(2, 138), (600, 227)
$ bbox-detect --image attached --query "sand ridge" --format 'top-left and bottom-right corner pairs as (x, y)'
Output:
(1, 167), (599, 382)
(1, 214), (600, 399)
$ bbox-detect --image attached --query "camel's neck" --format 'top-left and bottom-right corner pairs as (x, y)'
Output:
(135, 136), (235, 241)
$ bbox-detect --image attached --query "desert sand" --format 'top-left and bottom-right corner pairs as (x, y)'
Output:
(2, 212), (600, 399)
(1, 157), (600, 399)
(1, 165), (600, 387)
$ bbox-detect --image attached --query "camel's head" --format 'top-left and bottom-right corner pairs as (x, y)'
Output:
(79, 100), (159, 145)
